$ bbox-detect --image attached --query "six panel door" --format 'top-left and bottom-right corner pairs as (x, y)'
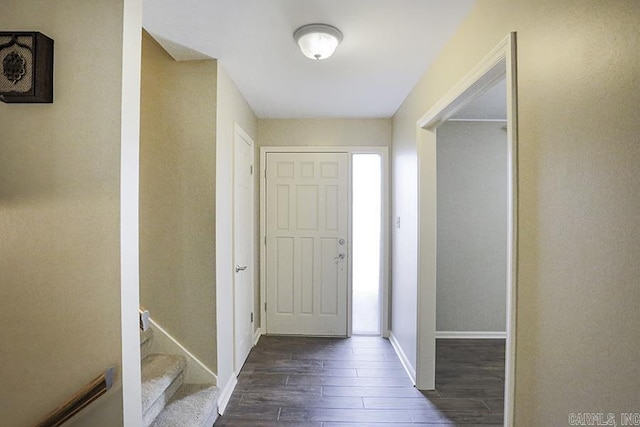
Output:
(265, 152), (349, 336)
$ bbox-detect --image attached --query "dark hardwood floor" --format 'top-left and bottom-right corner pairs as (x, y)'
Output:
(214, 336), (505, 426)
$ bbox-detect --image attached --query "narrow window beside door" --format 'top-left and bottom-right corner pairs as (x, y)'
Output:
(352, 154), (382, 335)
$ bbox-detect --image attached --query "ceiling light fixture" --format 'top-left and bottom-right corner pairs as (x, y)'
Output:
(293, 24), (343, 60)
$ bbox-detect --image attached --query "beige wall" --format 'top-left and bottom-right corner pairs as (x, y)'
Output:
(215, 64), (258, 395)
(140, 31), (218, 370)
(390, 107), (419, 372)
(258, 118), (391, 147)
(0, 1), (134, 425)
(393, 0), (640, 424)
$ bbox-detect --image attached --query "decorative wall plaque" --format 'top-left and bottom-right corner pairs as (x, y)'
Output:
(0, 32), (54, 103)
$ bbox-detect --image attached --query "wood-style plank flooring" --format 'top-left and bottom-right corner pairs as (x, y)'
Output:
(214, 336), (504, 426)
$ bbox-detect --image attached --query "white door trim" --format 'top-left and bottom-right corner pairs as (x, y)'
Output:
(415, 33), (518, 427)
(260, 146), (390, 337)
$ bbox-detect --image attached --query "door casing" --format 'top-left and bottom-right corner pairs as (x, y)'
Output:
(259, 146), (390, 338)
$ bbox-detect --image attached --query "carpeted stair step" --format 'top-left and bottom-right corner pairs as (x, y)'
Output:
(140, 327), (154, 360)
(141, 354), (186, 426)
(150, 383), (219, 427)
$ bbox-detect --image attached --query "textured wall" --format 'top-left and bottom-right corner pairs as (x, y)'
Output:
(391, 96), (420, 373)
(140, 31), (218, 370)
(436, 121), (507, 332)
(393, 0), (640, 423)
(258, 119), (391, 147)
(0, 1), (131, 425)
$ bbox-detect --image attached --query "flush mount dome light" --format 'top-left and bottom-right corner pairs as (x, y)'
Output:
(293, 23), (343, 60)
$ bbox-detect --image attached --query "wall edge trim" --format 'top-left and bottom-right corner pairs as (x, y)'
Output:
(253, 328), (262, 346)
(436, 331), (507, 339)
(217, 374), (238, 415)
(389, 332), (417, 386)
(149, 317), (218, 383)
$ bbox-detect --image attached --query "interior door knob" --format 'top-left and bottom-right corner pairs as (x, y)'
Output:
(235, 265), (248, 273)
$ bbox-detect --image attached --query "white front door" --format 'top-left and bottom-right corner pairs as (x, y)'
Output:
(265, 152), (349, 336)
(234, 126), (254, 371)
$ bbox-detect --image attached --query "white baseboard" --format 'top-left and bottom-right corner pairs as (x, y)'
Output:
(389, 332), (416, 385)
(148, 317), (218, 385)
(253, 327), (261, 346)
(436, 331), (506, 339)
(217, 374), (238, 415)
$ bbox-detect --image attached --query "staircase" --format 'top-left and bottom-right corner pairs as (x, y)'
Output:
(140, 325), (219, 426)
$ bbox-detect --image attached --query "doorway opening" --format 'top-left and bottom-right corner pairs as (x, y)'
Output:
(416, 33), (518, 426)
(259, 146), (390, 338)
(352, 153), (382, 335)
(433, 77), (508, 423)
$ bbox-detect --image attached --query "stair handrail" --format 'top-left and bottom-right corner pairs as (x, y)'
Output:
(33, 367), (115, 427)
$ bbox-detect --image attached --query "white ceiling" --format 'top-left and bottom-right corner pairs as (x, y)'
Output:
(143, 0), (476, 119)
(450, 78), (507, 121)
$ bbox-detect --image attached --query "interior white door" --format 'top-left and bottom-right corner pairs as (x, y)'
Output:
(265, 152), (349, 336)
(234, 126), (254, 371)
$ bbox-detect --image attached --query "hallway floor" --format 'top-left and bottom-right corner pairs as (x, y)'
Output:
(214, 336), (504, 426)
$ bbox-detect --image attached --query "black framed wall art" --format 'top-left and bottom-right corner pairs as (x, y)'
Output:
(0, 31), (54, 103)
